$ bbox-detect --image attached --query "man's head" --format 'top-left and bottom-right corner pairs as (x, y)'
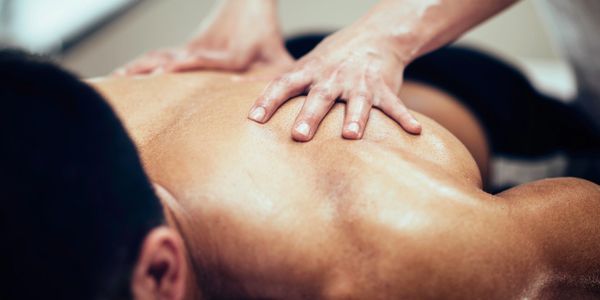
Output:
(0, 49), (191, 299)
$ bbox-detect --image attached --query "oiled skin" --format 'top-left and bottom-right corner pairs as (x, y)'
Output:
(90, 72), (600, 299)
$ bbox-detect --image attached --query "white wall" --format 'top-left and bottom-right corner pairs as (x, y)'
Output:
(60, 0), (558, 77)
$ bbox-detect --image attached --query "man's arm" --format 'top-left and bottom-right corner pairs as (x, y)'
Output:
(498, 177), (600, 298)
(332, 177), (600, 299)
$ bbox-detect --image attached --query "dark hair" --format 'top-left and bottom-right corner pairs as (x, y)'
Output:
(0, 49), (164, 299)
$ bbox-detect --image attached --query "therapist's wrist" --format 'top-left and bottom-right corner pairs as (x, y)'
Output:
(219, 0), (277, 18)
(195, 0), (280, 40)
(215, 0), (280, 34)
(352, 18), (429, 66)
(355, 3), (439, 65)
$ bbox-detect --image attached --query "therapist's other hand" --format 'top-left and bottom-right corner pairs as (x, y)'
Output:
(247, 24), (422, 142)
(114, 0), (291, 76)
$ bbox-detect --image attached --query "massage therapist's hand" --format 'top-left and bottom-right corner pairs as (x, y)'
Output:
(114, 0), (291, 76)
(247, 23), (422, 141)
(248, 22), (422, 141)
(247, 0), (518, 141)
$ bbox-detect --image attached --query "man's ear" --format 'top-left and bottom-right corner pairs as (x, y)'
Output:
(131, 226), (188, 300)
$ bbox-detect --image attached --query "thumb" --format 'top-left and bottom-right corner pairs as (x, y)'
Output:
(164, 50), (237, 72)
(234, 49), (294, 82)
(232, 61), (292, 83)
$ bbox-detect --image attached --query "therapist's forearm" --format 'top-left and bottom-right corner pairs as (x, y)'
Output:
(357, 0), (518, 64)
(200, 0), (277, 29)
(220, 0), (277, 13)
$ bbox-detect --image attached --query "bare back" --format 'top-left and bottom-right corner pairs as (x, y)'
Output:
(90, 72), (600, 299)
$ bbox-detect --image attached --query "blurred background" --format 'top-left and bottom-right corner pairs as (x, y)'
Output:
(0, 1), (561, 74)
(0, 0), (575, 98)
(0, 0), (578, 187)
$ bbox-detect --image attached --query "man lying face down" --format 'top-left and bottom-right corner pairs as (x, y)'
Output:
(2, 49), (600, 300)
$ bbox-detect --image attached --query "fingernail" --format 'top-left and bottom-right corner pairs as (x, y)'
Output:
(346, 122), (360, 135)
(409, 118), (422, 134)
(248, 106), (266, 122)
(295, 122), (311, 137)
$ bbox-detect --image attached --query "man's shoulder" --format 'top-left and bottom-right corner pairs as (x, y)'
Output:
(497, 177), (600, 203)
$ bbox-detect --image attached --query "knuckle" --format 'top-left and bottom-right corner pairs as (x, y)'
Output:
(254, 98), (269, 107)
(297, 111), (313, 122)
(301, 107), (325, 120)
(258, 91), (278, 106)
(364, 70), (377, 84)
(275, 73), (294, 87)
(262, 90), (283, 104)
(394, 100), (408, 112)
(355, 109), (371, 120)
(353, 90), (372, 103)
(256, 92), (275, 106)
(333, 75), (347, 87)
(311, 86), (334, 99)
(395, 106), (410, 118)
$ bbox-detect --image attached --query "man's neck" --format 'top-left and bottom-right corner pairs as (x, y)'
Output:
(152, 181), (333, 299)
(153, 183), (204, 300)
